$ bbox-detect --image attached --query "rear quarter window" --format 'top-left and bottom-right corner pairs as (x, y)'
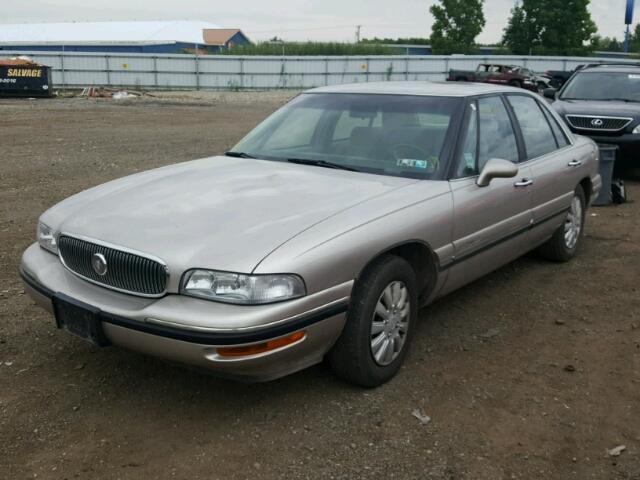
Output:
(541, 105), (570, 148)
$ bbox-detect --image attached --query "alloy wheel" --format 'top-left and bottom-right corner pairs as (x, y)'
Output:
(564, 195), (583, 249)
(370, 281), (410, 366)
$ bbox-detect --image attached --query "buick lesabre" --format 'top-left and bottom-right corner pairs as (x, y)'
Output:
(20, 82), (601, 386)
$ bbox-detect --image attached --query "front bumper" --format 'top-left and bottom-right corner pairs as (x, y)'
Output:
(20, 243), (352, 381)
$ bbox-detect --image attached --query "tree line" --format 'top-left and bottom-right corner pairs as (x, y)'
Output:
(218, 0), (632, 57)
(368, 0), (633, 56)
(592, 25), (640, 53)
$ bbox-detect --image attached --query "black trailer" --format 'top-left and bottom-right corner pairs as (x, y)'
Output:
(0, 62), (52, 97)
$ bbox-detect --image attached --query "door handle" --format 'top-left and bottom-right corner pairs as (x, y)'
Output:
(568, 159), (582, 167)
(514, 178), (533, 187)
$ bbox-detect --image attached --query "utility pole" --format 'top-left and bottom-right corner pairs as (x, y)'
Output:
(624, 0), (635, 53)
(625, 24), (631, 53)
(355, 25), (362, 43)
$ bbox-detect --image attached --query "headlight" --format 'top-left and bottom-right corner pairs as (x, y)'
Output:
(633, 125), (640, 134)
(37, 222), (58, 254)
(181, 269), (306, 305)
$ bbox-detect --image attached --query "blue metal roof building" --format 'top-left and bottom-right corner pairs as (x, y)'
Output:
(0, 21), (251, 54)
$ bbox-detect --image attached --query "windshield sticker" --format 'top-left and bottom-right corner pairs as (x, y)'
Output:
(629, 74), (640, 79)
(397, 159), (428, 169)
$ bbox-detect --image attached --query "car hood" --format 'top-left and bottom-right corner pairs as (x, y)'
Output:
(45, 156), (417, 275)
(552, 99), (640, 121)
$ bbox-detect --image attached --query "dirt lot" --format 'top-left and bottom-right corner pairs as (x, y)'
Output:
(1, 93), (639, 480)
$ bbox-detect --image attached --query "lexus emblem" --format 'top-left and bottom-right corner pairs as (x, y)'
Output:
(591, 118), (604, 127)
(91, 253), (108, 276)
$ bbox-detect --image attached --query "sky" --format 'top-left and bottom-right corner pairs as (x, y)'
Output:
(0, 0), (634, 44)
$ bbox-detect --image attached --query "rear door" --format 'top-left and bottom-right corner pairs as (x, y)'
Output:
(442, 95), (534, 295)
(505, 94), (578, 244)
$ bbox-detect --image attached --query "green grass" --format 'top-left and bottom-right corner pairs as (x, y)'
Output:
(219, 42), (399, 56)
(361, 37), (431, 45)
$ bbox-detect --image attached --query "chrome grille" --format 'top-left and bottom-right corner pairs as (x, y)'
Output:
(58, 235), (167, 297)
(565, 115), (632, 132)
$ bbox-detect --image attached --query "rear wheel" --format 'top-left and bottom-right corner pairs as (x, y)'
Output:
(539, 185), (586, 262)
(327, 255), (417, 387)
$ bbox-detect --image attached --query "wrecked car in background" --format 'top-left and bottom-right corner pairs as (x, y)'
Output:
(448, 63), (550, 92)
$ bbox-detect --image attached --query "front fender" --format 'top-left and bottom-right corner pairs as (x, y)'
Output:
(254, 181), (454, 295)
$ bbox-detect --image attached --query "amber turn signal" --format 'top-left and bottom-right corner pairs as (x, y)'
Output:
(217, 331), (305, 357)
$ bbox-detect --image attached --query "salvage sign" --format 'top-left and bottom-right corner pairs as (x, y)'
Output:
(0, 65), (52, 97)
(7, 68), (44, 77)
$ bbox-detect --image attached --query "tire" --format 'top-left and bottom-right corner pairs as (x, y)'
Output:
(509, 80), (523, 89)
(539, 185), (586, 262)
(327, 255), (417, 387)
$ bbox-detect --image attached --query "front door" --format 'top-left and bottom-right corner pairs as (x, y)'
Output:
(441, 95), (534, 296)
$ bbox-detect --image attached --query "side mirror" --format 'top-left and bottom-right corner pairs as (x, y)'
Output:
(543, 87), (557, 100)
(476, 159), (518, 187)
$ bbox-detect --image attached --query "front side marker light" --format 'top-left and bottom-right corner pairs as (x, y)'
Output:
(217, 331), (305, 358)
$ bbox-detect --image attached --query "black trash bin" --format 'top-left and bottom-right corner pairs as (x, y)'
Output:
(593, 144), (618, 206)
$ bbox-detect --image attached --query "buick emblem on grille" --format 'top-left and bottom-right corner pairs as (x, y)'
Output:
(591, 118), (604, 127)
(91, 253), (108, 276)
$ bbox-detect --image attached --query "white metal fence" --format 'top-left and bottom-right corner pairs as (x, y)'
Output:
(3, 51), (635, 90)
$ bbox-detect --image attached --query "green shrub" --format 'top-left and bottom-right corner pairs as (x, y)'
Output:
(219, 42), (398, 56)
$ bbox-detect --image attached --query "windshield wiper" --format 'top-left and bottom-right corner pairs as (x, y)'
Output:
(225, 151), (259, 159)
(285, 158), (359, 172)
(226, 152), (360, 172)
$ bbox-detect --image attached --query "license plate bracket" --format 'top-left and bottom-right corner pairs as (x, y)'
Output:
(52, 293), (111, 347)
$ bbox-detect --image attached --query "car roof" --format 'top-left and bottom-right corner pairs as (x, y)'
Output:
(307, 81), (527, 97)
(580, 63), (640, 74)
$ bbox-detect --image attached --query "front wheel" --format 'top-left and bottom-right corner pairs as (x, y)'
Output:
(327, 255), (417, 387)
(539, 185), (586, 262)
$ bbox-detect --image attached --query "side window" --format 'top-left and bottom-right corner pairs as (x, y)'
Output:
(454, 102), (479, 178)
(477, 96), (519, 170)
(507, 95), (558, 159)
(540, 104), (570, 148)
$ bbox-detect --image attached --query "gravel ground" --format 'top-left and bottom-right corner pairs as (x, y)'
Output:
(1, 94), (639, 480)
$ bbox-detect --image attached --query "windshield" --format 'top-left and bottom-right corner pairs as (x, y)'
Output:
(230, 93), (460, 179)
(561, 71), (640, 102)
